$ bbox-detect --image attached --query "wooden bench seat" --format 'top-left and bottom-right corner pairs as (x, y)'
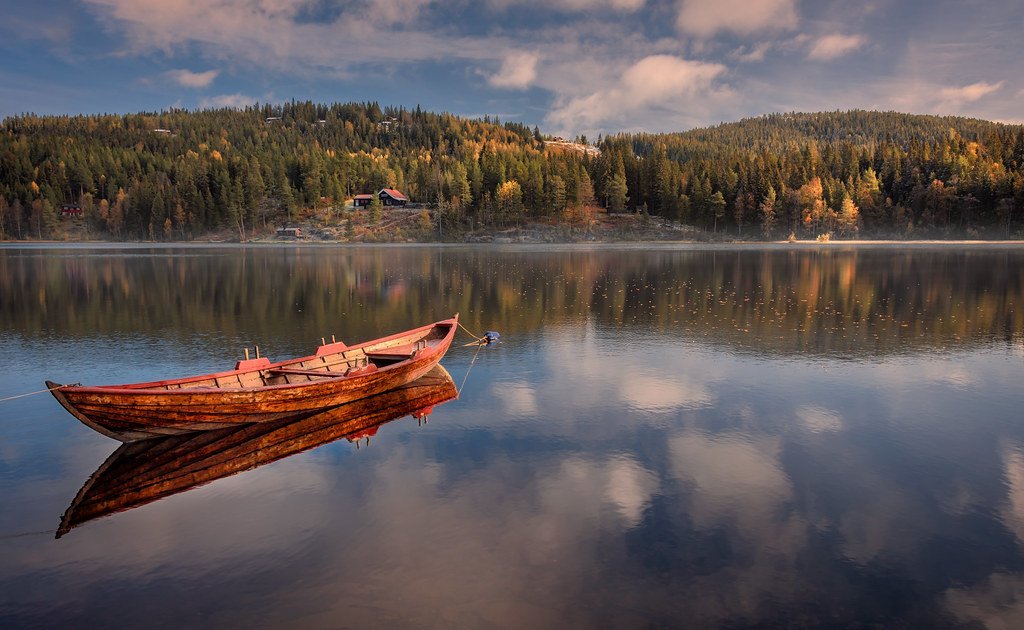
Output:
(365, 343), (420, 360)
(266, 367), (344, 378)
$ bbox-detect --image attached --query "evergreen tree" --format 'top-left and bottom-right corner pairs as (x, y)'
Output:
(450, 162), (472, 209)
(278, 173), (296, 221)
(760, 186), (778, 239)
(546, 174), (567, 217)
(0, 196), (9, 239)
(369, 194), (383, 224)
(577, 167), (595, 209)
(709, 191), (726, 233)
(605, 157), (628, 213)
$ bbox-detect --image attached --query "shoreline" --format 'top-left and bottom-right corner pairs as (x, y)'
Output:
(4, 239), (1024, 249)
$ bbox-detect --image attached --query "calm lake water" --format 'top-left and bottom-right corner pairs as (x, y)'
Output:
(2, 243), (1023, 628)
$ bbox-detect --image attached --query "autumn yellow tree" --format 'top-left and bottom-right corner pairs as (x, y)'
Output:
(798, 177), (827, 235)
(837, 196), (861, 237)
(496, 180), (524, 226)
(856, 167), (882, 224)
(417, 208), (432, 233)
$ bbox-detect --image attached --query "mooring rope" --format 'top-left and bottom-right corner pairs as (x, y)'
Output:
(457, 339), (485, 397)
(0, 529), (57, 540)
(453, 317), (495, 395)
(457, 320), (486, 342)
(0, 383), (71, 404)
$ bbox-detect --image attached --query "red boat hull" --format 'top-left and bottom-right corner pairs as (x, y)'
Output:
(48, 315), (458, 441)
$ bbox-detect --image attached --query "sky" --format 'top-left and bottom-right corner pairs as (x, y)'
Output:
(1, 0), (1021, 137)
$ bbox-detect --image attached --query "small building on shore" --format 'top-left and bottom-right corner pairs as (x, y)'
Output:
(276, 225), (301, 239)
(379, 188), (409, 206)
(60, 203), (83, 217)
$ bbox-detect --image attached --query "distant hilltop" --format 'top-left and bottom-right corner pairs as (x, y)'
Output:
(544, 138), (602, 157)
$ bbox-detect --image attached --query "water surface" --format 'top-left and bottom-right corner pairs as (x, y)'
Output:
(2, 244), (1023, 628)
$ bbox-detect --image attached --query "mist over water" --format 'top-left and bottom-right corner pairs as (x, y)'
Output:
(2, 244), (1023, 627)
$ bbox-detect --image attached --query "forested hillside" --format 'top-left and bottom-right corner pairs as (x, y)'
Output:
(1, 104), (1022, 240)
(0, 102), (589, 240)
(608, 111), (1024, 238)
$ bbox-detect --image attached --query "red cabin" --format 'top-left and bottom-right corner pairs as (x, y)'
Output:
(353, 189), (409, 207)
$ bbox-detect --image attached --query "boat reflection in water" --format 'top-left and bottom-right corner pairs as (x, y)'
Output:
(56, 366), (457, 538)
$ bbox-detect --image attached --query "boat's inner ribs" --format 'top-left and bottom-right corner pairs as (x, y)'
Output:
(265, 350), (374, 385)
(155, 324), (449, 390)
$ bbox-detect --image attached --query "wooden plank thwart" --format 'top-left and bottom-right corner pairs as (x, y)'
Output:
(267, 368), (344, 378)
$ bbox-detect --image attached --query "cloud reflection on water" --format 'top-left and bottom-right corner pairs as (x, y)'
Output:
(2, 246), (1024, 627)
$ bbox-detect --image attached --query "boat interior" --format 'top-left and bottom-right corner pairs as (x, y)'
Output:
(157, 323), (453, 390)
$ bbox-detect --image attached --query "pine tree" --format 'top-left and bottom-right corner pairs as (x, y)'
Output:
(577, 167), (595, 208)
(653, 146), (678, 220)
(605, 157), (628, 213)
(547, 174), (566, 217)
(710, 191), (726, 233)
(760, 186), (778, 239)
(278, 174), (296, 221)
(0, 197), (8, 239)
(450, 162), (472, 209)
(10, 199), (24, 239)
(369, 194), (383, 224)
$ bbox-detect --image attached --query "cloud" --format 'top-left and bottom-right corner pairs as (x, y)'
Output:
(368, 0), (434, 25)
(676, 0), (798, 38)
(199, 93), (259, 109)
(731, 42), (773, 63)
(546, 54), (728, 136)
(937, 81), (1005, 104)
(83, 0), (504, 70)
(567, 0), (645, 8)
(488, 52), (539, 90)
(808, 33), (866, 60)
(489, 0), (645, 10)
(1, 13), (75, 47)
(165, 69), (220, 88)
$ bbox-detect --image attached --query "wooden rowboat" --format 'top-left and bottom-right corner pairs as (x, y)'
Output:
(57, 365), (457, 538)
(47, 315), (458, 442)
